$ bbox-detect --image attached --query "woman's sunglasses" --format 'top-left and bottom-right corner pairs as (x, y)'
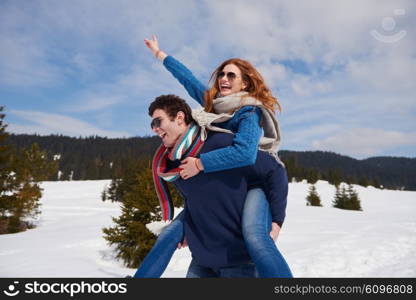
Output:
(150, 117), (162, 129)
(217, 71), (237, 81)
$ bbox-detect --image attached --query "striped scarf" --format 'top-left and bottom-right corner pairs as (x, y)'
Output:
(152, 123), (204, 221)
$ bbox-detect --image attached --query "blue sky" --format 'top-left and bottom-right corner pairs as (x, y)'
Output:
(1, 0), (415, 159)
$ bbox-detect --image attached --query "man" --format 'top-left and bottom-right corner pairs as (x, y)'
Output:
(149, 94), (288, 278)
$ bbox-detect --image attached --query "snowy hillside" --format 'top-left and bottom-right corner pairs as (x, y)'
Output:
(0, 180), (415, 277)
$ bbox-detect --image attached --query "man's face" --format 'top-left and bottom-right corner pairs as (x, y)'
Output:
(151, 109), (185, 148)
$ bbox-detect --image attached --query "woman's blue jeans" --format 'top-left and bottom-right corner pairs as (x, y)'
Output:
(133, 188), (292, 278)
(242, 188), (293, 278)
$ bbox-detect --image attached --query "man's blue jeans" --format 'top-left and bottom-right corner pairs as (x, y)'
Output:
(133, 211), (185, 278)
(133, 188), (292, 278)
(186, 259), (258, 278)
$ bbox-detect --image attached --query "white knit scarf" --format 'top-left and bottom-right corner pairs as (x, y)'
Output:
(192, 92), (283, 165)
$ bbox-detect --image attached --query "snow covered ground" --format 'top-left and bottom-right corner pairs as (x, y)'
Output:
(0, 180), (415, 277)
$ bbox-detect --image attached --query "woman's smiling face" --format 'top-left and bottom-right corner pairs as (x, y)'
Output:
(218, 64), (247, 97)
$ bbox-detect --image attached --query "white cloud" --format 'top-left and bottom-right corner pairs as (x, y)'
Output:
(345, 51), (416, 93)
(71, 52), (101, 79)
(0, 31), (62, 86)
(202, 0), (415, 97)
(311, 128), (416, 157)
(282, 123), (342, 147)
(289, 75), (333, 97)
(9, 110), (130, 138)
(64, 95), (126, 113)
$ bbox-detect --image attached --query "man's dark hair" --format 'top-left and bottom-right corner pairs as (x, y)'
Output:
(148, 94), (194, 124)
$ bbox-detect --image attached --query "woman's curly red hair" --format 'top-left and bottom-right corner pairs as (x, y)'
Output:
(204, 58), (281, 113)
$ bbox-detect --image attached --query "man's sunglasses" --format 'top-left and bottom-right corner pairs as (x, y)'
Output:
(217, 71), (237, 81)
(150, 117), (162, 129)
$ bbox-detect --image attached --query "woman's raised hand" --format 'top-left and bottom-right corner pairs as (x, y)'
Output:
(144, 35), (167, 61)
(144, 34), (159, 54)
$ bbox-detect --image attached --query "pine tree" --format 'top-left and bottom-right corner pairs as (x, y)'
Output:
(0, 107), (19, 233)
(306, 184), (322, 206)
(102, 158), (184, 268)
(332, 184), (348, 209)
(346, 184), (362, 211)
(0, 108), (57, 234)
(8, 143), (58, 233)
(332, 183), (362, 211)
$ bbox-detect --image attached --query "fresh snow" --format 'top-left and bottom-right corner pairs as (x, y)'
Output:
(0, 180), (415, 277)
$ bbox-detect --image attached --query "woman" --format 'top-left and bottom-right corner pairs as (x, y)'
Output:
(134, 35), (292, 278)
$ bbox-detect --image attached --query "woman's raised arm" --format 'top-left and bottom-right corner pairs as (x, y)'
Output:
(144, 35), (206, 105)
